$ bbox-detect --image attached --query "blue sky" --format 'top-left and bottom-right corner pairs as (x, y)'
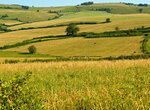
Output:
(0, 0), (150, 7)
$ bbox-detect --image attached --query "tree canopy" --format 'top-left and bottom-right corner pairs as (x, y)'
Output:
(66, 23), (80, 36)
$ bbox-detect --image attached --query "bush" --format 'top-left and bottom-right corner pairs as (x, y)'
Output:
(0, 72), (44, 110)
(28, 45), (36, 54)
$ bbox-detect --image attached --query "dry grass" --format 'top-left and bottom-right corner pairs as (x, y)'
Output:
(0, 59), (150, 109)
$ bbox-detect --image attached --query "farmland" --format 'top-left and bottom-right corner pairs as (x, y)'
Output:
(0, 2), (150, 110)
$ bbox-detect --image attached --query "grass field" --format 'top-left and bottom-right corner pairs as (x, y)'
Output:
(1, 60), (150, 109)
(5, 36), (143, 57)
(0, 9), (58, 23)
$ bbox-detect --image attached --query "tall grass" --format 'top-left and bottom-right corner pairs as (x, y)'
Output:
(0, 60), (150, 109)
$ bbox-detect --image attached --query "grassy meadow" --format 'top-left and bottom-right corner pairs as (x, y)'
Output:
(0, 60), (150, 109)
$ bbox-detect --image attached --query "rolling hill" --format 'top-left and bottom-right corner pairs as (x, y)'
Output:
(0, 3), (150, 58)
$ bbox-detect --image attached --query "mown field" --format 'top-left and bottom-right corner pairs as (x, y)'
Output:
(1, 60), (150, 109)
(5, 36), (143, 57)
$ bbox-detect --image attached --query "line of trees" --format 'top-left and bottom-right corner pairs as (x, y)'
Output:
(122, 2), (148, 7)
(21, 6), (29, 10)
(81, 2), (94, 5)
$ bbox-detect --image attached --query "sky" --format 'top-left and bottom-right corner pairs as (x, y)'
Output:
(0, 0), (150, 7)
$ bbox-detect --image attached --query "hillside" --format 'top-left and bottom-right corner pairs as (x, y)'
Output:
(0, 3), (150, 58)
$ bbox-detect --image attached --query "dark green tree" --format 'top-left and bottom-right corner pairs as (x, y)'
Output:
(22, 6), (29, 10)
(139, 8), (143, 13)
(66, 23), (80, 36)
(106, 18), (111, 23)
(28, 45), (36, 54)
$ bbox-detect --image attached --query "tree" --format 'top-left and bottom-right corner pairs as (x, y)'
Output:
(28, 45), (36, 54)
(81, 2), (94, 5)
(22, 6), (29, 10)
(115, 27), (119, 31)
(139, 8), (143, 13)
(66, 23), (80, 36)
(106, 18), (111, 23)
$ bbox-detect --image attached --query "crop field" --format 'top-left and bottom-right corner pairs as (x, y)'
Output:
(1, 60), (150, 109)
(5, 36), (143, 57)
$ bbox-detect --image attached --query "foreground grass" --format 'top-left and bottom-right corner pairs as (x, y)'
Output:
(0, 60), (150, 109)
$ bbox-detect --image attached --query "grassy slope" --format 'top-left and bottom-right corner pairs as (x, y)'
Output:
(0, 60), (150, 109)
(5, 37), (143, 57)
(8, 11), (112, 30)
(1, 13), (149, 47)
(0, 3), (148, 58)
(9, 13), (150, 31)
(8, 2), (150, 30)
(0, 9), (58, 22)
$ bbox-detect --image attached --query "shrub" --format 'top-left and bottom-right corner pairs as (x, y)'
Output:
(28, 45), (36, 54)
(0, 72), (44, 110)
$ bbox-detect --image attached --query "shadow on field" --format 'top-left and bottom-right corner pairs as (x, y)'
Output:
(19, 52), (31, 55)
